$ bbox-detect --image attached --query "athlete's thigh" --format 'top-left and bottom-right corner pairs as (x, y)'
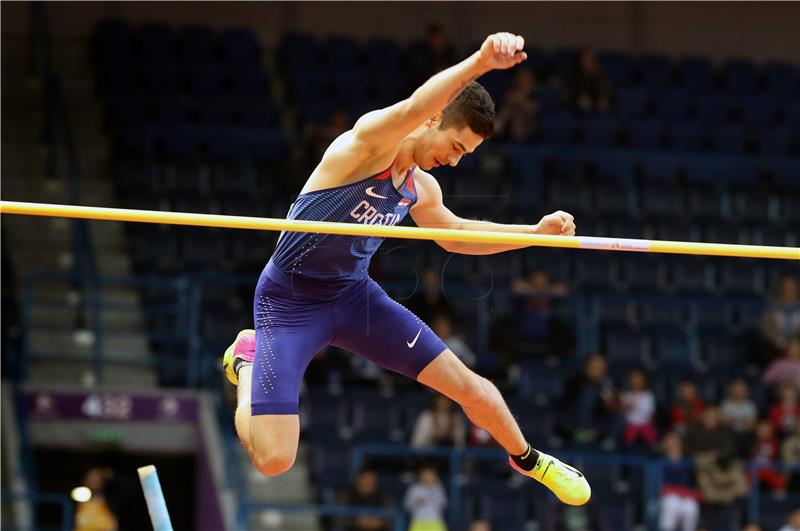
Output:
(252, 281), (333, 416)
(331, 278), (448, 379)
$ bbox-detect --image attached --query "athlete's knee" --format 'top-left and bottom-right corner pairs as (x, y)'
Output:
(458, 375), (495, 411)
(252, 447), (296, 477)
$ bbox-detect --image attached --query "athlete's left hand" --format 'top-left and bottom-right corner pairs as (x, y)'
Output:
(533, 211), (576, 236)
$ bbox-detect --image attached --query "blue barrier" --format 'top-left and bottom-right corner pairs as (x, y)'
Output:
(0, 491), (73, 531)
(244, 502), (407, 531)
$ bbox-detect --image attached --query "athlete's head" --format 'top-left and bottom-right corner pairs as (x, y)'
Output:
(415, 81), (495, 171)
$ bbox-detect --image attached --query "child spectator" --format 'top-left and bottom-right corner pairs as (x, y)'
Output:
(621, 368), (657, 447)
(669, 380), (705, 435)
(770, 385), (800, 437)
(720, 378), (758, 433)
(403, 466), (447, 531)
(752, 419), (786, 493)
(659, 432), (700, 531)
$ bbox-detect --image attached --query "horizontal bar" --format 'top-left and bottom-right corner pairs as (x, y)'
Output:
(2, 201), (797, 260)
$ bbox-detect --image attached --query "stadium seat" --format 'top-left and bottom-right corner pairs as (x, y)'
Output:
(653, 90), (690, 122)
(764, 61), (799, 98)
(757, 126), (793, 155)
(615, 86), (650, 119)
(667, 121), (705, 150)
(639, 54), (674, 91)
(627, 119), (664, 149)
(677, 57), (714, 94)
(581, 115), (619, 146)
(723, 59), (758, 96)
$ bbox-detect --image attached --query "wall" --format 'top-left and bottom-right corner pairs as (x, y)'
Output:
(3, 1), (799, 63)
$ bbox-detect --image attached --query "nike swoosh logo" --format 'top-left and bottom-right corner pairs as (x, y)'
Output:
(541, 460), (554, 480)
(407, 328), (422, 348)
(366, 186), (388, 199)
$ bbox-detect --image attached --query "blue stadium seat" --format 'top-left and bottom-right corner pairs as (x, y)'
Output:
(137, 23), (176, 63)
(640, 152), (681, 182)
(576, 255), (621, 292)
(639, 182), (684, 217)
(640, 295), (689, 332)
(551, 48), (579, 79)
(280, 32), (318, 67)
(623, 257), (667, 292)
(653, 90), (690, 122)
(229, 67), (269, 97)
(186, 66), (226, 97)
(678, 57), (714, 94)
(178, 26), (217, 62)
(599, 52), (635, 86)
(711, 125), (750, 154)
(692, 296), (735, 333)
(758, 126), (793, 155)
(654, 219), (697, 242)
(682, 156), (733, 184)
(723, 59), (758, 96)
(770, 158), (800, 188)
(592, 150), (636, 181)
(117, 126), (157, 158)
(220, 28), (260, 64)
(719, 262), (762, 295)
(667, 121), (705, 150)
(652, 330), (694, 371)
(764, 61), (799, 98)
(364, 38), (401, 73)
(739, 95), (781, 128)
(539, 111), (576, 144)
(628, 119), (664, 149)
(481, 488), (528, 531)
(581, 115), (618, 146)
(639, 54), (674, 91)
(671, 258), (713, 295)
(605, 329), (647, 367)
(615, 86), (649, 120)
(693, 94), (731, 125)
(141, 65), (183, 94)
(700, 334), (748, 373)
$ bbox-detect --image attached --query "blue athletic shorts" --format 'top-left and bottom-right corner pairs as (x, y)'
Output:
(251, 262), (448, 415)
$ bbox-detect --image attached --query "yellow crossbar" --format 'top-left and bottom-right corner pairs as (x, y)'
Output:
(1, 200), (797, 260)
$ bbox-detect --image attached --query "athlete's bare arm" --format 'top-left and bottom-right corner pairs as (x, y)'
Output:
(410, 169), (576, 255)
(300, 33), (527, 194)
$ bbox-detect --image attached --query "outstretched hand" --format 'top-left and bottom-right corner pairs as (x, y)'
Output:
(477, 32), (527, 71)
(534, 211), (576, 236)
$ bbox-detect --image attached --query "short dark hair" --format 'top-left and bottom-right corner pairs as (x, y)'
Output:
(440, 81), (495, 138)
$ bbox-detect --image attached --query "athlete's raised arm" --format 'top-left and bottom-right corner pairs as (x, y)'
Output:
(353, 33), (527, 153)
(410, 170), (576, 255)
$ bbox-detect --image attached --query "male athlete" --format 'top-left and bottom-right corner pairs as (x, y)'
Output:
(223, 32), (590, 505)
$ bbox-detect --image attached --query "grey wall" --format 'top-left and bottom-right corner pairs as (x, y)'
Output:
(3, 1), (799, 63)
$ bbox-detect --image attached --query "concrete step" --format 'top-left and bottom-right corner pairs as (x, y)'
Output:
(249, 511), (320, 531)
(29, 303), (145, 332)
(28, 329), (151, 361)
(27, 360), (157, 388)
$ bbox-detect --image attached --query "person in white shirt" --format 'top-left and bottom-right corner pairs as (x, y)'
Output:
(720, 378), (758, 433)
(404, 466), (448, 531)
(621, 368), (657, 446)
(779, 508), (800, 531)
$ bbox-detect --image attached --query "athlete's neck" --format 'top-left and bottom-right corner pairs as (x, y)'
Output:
(395, 134), (420, 175)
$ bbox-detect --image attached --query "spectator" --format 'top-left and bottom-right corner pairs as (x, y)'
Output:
(720, 378), (758, 433)
(620, 368), (658, 447)
(668, 380), (705, 435)
(74, 467), (117, 531)
(509, 269), (570, 357)
(416, 24), (455, 82)
(564, 353), (618, 443)
(779, 508), (800, 531)
(495, 68), (539, 141)
(659, 432), (700, 531)
(564, 46), (613, 114)
(468, 521), (492, 531)
(431, 314), (477, 368)
(743, 525), (763, 531)
(308, 108), (350, 164)
(752, 419), (786, 493)
(764, 340), (800, 392)
(759, 275), (800, 364)
(341, 468), (392, 531)
(411, 394), (465, 448)
(770, 385), (800, 438)
(406, 270), (453, 325)
(783, 422), (800, 491)
(683, 406), (737, 461)
(403, 466), (447, 531)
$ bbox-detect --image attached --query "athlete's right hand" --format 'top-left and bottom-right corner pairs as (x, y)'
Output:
(477, 32), (527, 71)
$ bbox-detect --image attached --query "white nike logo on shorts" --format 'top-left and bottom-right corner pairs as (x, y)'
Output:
(366, 186), (388, 199)
(407, 327), (422, 348)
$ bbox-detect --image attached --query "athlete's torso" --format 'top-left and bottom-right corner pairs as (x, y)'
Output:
(269, 164), (418, 281)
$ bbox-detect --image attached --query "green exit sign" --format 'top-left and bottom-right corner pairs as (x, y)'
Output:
(85, 426), (123, 444)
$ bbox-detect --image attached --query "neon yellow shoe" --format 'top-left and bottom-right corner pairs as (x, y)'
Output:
(509, 450), (591, 506)
(222, 329), (256, 386)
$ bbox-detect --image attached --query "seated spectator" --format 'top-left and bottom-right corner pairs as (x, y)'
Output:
(758, 274), (800, 365)
(495, 68), (539, 141)
(468, 520), (492, 531)
(406, 270), (453, 325)
(770, 385), (800, 438)
(720, 378), (758, 433)
(659, 432), (700, 531)
(683, 406), (737, 461)
(563, 353), (618, 443)
(752, 419), (786, 493)
(431, 314), (477, 368)
(779, 508), (800, 531)
(620, 368), (658, 448)
(341, 468), (392, 531)
(743, 524), (763, 531)
(669, 380), (705, 435)
(510, 269), (570, 356)
(411, 394), (465, 448)
(764, 340), (800, 392)
(564, 46), (613, 114)
(782, 422), (800, 491)
(403, 466), (447, 531)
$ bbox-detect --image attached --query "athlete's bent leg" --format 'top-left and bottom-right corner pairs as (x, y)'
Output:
(416, 349), (527, 454)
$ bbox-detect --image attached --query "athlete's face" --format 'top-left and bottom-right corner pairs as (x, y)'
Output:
(417, 121), (485, 171)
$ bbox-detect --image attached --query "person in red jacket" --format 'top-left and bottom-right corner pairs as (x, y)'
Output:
(669, 380), (705, 435)
(770, 385), (800, 437)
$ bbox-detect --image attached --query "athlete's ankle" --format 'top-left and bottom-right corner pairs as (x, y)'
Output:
(510, 442), (540, 472)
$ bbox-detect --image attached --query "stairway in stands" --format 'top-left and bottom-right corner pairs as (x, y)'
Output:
(2, 34), (155, 387)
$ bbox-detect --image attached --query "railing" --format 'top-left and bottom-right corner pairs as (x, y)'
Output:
(243, 503), (407, 531)
(0, 491), (73, 531)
